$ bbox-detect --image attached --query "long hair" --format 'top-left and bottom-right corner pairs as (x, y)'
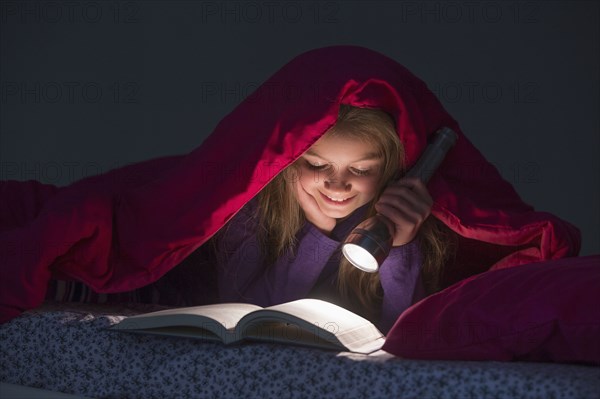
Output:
(238, 104), (453, 320)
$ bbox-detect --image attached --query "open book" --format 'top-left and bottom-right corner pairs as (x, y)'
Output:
(110, 298), (384, 354)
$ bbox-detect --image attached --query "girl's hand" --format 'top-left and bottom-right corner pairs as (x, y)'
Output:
(293, 176), (337, 236)
(374, 177), (433, 247)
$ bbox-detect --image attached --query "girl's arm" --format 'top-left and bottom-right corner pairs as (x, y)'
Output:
(377, 239), (425, 334)
(217, 198), (424, 333)
(216, 199), (340, 307)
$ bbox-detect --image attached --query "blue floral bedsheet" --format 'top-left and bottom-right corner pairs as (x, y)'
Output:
(1, 302), (599, 399)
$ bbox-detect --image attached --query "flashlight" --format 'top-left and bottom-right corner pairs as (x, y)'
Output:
(341, 127), (458, 272)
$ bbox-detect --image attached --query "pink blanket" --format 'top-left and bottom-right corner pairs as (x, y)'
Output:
(0, 46), (580, 323)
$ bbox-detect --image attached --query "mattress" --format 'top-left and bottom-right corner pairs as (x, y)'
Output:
(1, 302), (598, 399)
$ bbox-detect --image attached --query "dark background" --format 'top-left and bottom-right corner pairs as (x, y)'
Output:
(1, 0), (598, 255)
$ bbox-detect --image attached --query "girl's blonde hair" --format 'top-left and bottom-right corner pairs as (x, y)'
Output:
(250, 104), (454, 321)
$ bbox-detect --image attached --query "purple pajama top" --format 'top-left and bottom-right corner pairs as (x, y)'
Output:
(215, 195), (426, 334)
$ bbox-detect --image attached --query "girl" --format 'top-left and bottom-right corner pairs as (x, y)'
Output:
(40, 103), (453, 334)
(206, 104), (454, 333)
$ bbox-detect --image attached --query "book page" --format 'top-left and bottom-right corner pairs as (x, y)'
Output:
(111, 303), (262, 344)
(242, 321), (343, 351)
(238, 299), (384, 354)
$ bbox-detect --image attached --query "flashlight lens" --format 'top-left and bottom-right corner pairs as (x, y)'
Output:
(342, 244), (379, 273)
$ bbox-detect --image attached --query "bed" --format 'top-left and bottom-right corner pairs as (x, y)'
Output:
(1, 301), (599, 399)
(1, 45), (598, 398)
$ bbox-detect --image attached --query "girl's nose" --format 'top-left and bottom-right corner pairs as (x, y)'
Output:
(324, 177), (351, 192)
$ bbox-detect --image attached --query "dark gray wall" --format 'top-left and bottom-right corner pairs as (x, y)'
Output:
(1, 1), (598, 255)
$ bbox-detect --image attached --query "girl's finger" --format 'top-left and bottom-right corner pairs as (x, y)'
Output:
(393, 177), (434, 206)
(295, 180), (314, 207)
(376, 201), (419, 227)
(376, 197), (423, 225)
(377, 197), (431, 225)
(378, 186), (431, 217)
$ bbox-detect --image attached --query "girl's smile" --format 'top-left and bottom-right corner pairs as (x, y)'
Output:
(320, 191), (356, 205)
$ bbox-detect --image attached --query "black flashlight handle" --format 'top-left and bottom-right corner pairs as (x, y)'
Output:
(403, 127), (458, 184)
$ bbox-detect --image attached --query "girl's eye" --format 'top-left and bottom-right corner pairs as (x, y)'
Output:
(351, 168), (370, 176)
(306, 161), (328, 170)
(306, 161), (370, 176)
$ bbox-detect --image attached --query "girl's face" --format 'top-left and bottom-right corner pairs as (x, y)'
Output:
(297, 133), (384, 219)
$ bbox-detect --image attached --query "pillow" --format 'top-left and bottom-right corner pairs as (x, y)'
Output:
(382, 255), (600, 365)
